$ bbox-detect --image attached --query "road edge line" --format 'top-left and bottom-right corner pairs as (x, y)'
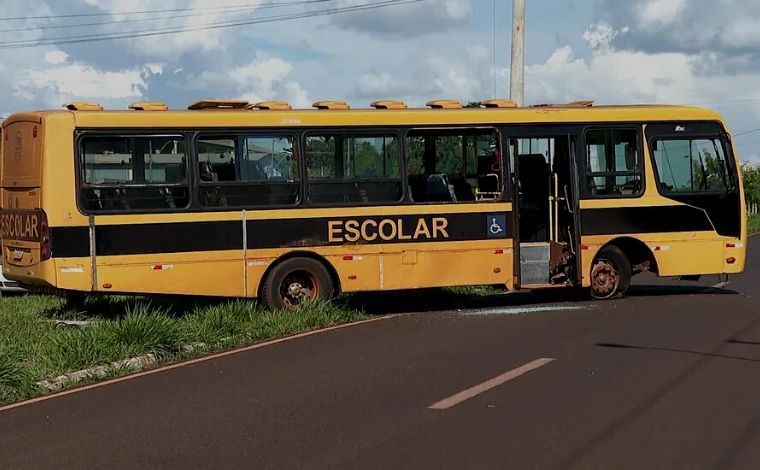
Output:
(0, 315), (396, 413)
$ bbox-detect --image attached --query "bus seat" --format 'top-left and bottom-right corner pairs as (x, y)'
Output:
(407, 174), (427, 202)
(478, 174), (500, 193)
(100, 187), (126, 211)
(450, 179), (475, 201)
(426, 174), (457, 202)
(82, 188), (102, 211)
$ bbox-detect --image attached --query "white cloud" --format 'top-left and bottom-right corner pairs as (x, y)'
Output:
(193, 56), (311, 108)
(15, 62), (164, 106)
(331, 0), (471, 37)
(636, 0), (688, 29)
(583, 24), (626, 51)
(82, 0), (264, 57)
(144, 63), (165, 75)
(44, 50), (69, 65)
(523, 43), (760, 162)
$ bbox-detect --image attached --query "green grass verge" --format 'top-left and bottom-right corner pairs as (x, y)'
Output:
(750, 213), (760, 234)
(0, 295), (366, 406)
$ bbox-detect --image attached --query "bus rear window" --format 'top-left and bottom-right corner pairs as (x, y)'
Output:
(652, 137), (733, 193)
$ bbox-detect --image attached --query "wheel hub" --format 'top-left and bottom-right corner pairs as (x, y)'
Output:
(591, 259), (619, 299)
(280, 271), (318, 308)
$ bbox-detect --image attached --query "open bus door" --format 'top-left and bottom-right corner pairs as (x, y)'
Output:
(506, 127), (582, 289)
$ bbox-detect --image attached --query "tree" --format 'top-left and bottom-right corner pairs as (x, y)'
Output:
(742, 164), (760, 213)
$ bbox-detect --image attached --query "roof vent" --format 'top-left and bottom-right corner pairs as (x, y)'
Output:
(64, 102), (103, 111)
(481, 99), (517, 109)
(426, 99), (462, 109)
(188, 99), (249, 110)
(129, 101), (168, 111)
(248, 101), (292, 111)
(312, 100), (351, 110)
(370, 100), (408, 110)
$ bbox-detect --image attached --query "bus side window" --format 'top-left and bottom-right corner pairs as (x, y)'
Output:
(406, 129), (501, 203)
(196, 134), (299, 208)
(305, 134), (402, 205)
(583, 129), (643, 198)
(79, 135), (189, 213)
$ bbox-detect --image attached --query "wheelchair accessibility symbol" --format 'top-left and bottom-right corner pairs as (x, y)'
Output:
(487, 214), (507, 238)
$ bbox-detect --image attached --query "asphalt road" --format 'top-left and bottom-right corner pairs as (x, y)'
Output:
(2, 239), (760, 469)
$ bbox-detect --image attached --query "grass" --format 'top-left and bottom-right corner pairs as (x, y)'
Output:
(0, 295), (366, 406)
(750, 213), (760, 234)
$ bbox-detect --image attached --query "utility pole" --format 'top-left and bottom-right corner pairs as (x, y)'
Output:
(510, 0), (525, 107)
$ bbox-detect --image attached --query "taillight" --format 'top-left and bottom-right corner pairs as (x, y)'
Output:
(40, 211), (51, 261)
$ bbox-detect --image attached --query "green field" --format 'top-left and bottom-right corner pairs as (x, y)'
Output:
(0, 295), (366, 406)
(750, 213), (760, 234)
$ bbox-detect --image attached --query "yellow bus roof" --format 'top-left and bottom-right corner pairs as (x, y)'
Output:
(3, 105), (726, 130)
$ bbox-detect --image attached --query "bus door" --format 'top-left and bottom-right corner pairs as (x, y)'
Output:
(507, 129), (581, 288)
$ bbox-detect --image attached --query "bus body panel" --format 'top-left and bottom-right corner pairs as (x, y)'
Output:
(0, 105), (746, 298)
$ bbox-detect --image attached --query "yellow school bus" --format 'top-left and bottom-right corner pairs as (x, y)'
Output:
(0, 99), (747, 308)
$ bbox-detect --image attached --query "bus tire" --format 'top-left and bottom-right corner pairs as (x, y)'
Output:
(590, 245), (631, 300)
(261, 257), (334, 310)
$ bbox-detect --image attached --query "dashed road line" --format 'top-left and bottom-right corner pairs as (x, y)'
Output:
(428, 358), (556, 410)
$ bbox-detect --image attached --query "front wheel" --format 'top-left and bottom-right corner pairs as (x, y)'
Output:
(261, 257), (335, 310)
(590, 246), (631, 300)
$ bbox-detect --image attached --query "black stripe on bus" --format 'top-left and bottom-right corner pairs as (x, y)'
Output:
(51, 227), (89, 258)
(50, 211), (513, 257)
(580, 205), (714, 236)
(246, 212), (512, 249)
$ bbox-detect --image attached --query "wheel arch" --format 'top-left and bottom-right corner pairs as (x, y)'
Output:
(257, 250), (342, 298)
(597, 236), (658, 275)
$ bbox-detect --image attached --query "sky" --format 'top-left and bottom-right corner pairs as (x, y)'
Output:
(2, 0), (760, 163)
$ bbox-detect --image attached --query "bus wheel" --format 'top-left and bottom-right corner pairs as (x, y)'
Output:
(590, 246), (631, 300)
(262, 257), (334, 310)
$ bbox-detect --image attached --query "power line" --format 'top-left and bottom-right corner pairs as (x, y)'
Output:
(0, 1), (330, 21)
(0, 6), (261, 33)
(688, 97), (760, 107)
(0, 0), (422, 49)
(0, 1), (339, 33)
(735, 128), (760, 137)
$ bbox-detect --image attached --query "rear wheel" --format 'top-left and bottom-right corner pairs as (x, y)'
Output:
(590, 246), (631, 300)
(261, 257), (334, 310)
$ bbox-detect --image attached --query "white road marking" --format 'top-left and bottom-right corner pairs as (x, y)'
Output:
(429, 358), (556, 410)
(464, 305), (586, 316)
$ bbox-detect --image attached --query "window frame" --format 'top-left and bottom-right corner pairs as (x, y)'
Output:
(193, 130), (302, 210)
(302, 128), (406, 207)
(647, 125), (736, 197)
(580, 125), (646, 200)
(75, 130), (193, 215)
(403, 126), (508, 205)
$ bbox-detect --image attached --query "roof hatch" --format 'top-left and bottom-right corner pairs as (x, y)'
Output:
(129, 101), (168, 111)
(426, 99), (462, 109)
(370, 100), (408, 110)
(247, 101), (292, 110)
(64, 102), (103, 111)
(312, 100), (351, 110)
(187, 99), (249, 110)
